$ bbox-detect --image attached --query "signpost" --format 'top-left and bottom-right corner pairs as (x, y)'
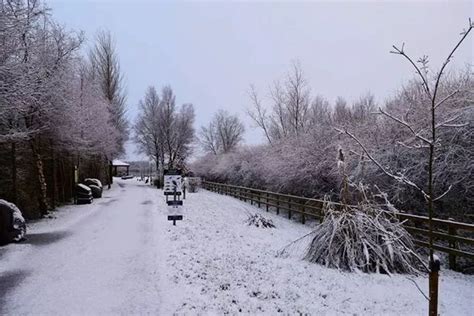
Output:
(164, 169), (184, 225)
(167, 215), (183, 225)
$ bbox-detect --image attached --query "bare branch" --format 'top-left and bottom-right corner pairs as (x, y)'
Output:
(377, 108), (432, 145)
(435, 113), (463, 129)
(396, 141), (429, 150)
(335, 128), (429, 199)
(390, 43), (432, 98)
(432, 20), (473, 104)
(433, 185), (452, 202)
(406, 277), (430, 301)
(434, 90), (459, 109)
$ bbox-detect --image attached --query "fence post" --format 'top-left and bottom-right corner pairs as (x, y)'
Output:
(257, 191), (261, 208)
(250, 190), (253, 205)
(276, 195), (280, 215)
(319, 202), (324, 223)
(448, 218), (457, 271)
(302, 204), (306, 224)
(288, 197), (292, 219)
(266, 193), (269, 212)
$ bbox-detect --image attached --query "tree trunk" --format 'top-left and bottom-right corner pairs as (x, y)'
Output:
(50, 139), (57, 208)
(155, 157), (160, 188)
(108, 160), (113, 189)
(11, 142), (17, 204)
(30, 139), (50, 215)
(160, 151), (165, 189)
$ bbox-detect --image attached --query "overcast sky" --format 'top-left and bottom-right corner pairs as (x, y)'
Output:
(49, 0), (473, 160)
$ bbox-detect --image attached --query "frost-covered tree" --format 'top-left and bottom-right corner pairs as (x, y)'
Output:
(134, 86), (163, 179)
(134, 85), (195, 184)
(249, 62), (315, 142)
(200, 109), (245, 155)
(90, 30), (128, 156)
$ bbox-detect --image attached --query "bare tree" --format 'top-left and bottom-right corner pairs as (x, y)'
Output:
(309, 95), (332, 126)
(285, 61), (311, 135)
(134, 86), (163, 181)
(248, 84), (272, 144)
(90, 30), (128, 156)
(269, 80), (289, 140)
(134, 85), (195, 184)
(200, 110), (245, 154)
(248, 62), (311, 143)
(333, 97), (351, 126)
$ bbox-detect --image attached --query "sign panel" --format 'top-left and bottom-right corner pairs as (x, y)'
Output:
(164, 175), (182, 196)
(167, 215), (183, 226)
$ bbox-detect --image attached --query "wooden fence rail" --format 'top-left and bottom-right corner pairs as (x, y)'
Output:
(202, 181), (474, 270)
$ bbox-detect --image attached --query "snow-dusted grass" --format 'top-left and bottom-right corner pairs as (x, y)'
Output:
(159, 189), (474, 315)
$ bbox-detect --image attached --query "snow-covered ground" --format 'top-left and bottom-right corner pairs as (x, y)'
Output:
(0, 179), (473, 315)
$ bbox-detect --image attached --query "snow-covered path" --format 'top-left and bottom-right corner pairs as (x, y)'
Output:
(0, 179), (163, 315)
(1, 179), (473, 315)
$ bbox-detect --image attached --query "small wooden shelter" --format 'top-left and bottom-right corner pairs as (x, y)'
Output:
(112, 159), (130, 176)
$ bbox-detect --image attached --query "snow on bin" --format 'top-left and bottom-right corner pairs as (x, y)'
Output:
(88, 185), (102, 198)
(84, 178), (103, 198)
(84, 178), (103, 189)
(75, 183), (93, 204)
(0, 199), (26, 245)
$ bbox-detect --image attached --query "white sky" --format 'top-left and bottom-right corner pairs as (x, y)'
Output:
(48, 0), (473, 160)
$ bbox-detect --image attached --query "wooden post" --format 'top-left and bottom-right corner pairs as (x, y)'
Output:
(257, 192), (261, 208)
(319, 202), (324, 223)
(448, 219), (457, 270)
(250, 190), (253, 205)
(429, 257), (440, 316)
(266, 193), (269, 212)
(276, 195), (280, 215)
(302, 205), (306, 224)
(288, 197), (292, 219)
(11, 142), (17, 204)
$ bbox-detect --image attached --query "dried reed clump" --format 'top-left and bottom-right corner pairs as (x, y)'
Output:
(280, 188), (424, 274)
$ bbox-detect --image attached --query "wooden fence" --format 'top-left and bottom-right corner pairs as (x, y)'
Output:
(202, 181), (474, 270)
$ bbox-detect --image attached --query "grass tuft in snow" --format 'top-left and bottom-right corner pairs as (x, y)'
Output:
(245, 213), (276, 228)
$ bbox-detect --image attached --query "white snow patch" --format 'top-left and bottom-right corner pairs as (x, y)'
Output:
(157, 190), (474, 315)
